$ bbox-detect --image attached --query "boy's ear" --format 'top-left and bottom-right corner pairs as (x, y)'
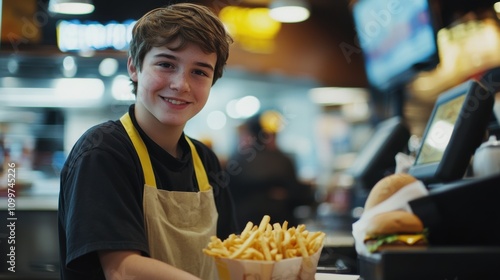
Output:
(127, 56), (138, 82)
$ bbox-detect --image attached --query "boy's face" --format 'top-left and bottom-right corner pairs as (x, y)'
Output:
(128, 41), (216, 128)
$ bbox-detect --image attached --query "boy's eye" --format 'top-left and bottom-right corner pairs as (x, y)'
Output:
(193, 69), (208, 77)
(158, 62), (174, 68)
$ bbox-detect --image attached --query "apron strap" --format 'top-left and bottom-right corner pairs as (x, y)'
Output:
(185, 137), (211, 192)
(120, 113), (157, 187)
(120, 112), (211, 192)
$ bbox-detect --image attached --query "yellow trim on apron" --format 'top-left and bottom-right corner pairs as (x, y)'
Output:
(120, 113), (210, 191)
(120, 113), (156, 187)
(120, 112), (218, 279)
(185, 136), (210, 192)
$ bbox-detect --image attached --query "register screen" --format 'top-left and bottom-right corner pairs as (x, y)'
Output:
(415, 93), (466, 165)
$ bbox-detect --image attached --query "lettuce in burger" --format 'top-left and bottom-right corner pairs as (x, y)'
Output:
(364, 210), (428, 253)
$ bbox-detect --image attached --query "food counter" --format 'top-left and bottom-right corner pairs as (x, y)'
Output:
(316, 273), (359, 279)
(0, 177), (59, 210)
(0, 195), (58, 210)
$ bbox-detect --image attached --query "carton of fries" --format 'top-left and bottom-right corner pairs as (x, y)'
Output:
(203, 215), (325, 280)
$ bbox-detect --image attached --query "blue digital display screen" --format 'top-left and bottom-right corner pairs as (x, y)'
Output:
(352, 0), (439, 91)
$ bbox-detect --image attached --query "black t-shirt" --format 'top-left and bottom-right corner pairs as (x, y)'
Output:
(58, 105), (238, 279)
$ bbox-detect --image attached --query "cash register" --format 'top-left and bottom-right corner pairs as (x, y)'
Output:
(357, 72), (500, 279)
(348, 0), (500, 275)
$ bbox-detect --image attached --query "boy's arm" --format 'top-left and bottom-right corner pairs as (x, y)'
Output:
(99, 250), (201, 280)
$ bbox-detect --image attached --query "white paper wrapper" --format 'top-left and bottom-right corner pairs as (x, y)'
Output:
(352, 180), (429, 256)
(214, 244), (323, 280)
(395, 152), (415, 174)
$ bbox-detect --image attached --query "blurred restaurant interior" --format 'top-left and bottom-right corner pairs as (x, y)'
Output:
(2, 0), (500, 277)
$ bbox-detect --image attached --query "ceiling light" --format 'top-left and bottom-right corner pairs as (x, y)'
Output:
(99, 58), (119, 77)
(49, 0), (95, 15)
(494, 2), (500, 14)
(269, 0), (310, 23)
(206, 111), (227, 130)
(112, 75), (135, 101)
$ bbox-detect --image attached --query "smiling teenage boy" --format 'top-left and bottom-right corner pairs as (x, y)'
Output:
(58, 3), (237, 280)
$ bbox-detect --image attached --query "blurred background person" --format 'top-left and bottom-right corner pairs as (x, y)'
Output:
(227, 111), (315, 229)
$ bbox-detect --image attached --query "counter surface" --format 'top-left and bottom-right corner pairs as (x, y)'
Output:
(0, 177), (59, 210)
(316, 273), (359, 279)
(0, 195), (58, 210)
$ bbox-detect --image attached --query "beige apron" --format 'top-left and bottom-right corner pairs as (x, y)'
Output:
(120, 113), (219, 279)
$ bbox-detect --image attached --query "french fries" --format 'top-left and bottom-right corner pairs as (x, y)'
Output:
(203, 215), (325, 261)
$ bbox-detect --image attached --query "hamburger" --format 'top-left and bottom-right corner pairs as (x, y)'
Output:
(364, 210), (428, 253)
(364, 173), (417, 210)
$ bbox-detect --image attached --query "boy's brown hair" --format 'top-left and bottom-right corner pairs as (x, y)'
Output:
(129, 3), (233, 94)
